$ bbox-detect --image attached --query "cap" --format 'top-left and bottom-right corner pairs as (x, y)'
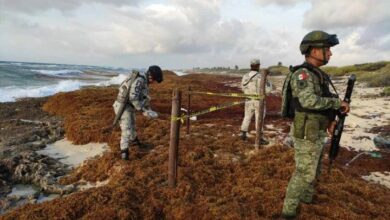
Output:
(250, 59), (260, 65)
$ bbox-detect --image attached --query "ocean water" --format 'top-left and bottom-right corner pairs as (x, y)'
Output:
(0, 61), (134, 102)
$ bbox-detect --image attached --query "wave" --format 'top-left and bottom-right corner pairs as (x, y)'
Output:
(31, 69), (84, 76)
(96, 74), (129, 86)
(173, 71), (189, 76)
(0, 61), (187, 102)
(0, 80), (90, 102)
(0, 73), (134, 102)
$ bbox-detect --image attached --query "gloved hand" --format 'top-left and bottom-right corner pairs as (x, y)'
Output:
(143, 109), (158, 119)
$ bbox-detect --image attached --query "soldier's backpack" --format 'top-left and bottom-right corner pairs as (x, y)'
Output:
(281, 66), (295, 118)
(112, 71), (141, 127)
(281, 64), (317, 119)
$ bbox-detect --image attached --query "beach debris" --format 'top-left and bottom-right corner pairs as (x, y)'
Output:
(374, 136), (390, 149)
(346, 151), (382, 167)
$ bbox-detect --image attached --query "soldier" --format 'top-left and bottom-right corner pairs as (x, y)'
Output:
(239, 59), (272, 144)
(113, 65), (163, 160)
(281, 31), (350, 218)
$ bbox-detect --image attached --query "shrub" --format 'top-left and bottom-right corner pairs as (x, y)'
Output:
(382, 87), (390, 96)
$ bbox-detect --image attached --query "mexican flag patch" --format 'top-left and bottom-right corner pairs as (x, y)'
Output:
(298, 72), (309, 80)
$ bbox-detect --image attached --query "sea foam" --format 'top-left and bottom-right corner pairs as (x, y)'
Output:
(0, 80), (90, 102)
(31, 69), (83, 76)
(96, 73), (129, 86)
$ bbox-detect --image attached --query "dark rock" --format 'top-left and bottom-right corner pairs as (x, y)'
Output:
(0, 97), (75, 214)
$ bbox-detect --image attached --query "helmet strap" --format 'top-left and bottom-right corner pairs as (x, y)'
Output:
(322, 47), (328, 65)
(308, 47), (328, 66)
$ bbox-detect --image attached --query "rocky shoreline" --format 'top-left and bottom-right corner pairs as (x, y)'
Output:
(0, 97), (75, 214)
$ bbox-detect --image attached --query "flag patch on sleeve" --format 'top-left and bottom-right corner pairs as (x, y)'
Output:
(298, 72), (308, 80)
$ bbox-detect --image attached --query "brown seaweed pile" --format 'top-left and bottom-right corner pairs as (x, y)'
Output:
(3, 71), (390, 219)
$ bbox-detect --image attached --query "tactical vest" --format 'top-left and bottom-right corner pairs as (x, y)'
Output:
(281, 62), (338, 119)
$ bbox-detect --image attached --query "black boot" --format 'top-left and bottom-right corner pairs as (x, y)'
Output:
(132, 137), (151, 150)
(260, 138), (269, 145)
(239, 131), (247, 141)
(121, 149), (129, 160)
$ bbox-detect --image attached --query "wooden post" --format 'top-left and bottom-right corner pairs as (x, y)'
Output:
(169, 89), (181, 187)
(255, 70), (267, 149)
(186, 86), (191, 134)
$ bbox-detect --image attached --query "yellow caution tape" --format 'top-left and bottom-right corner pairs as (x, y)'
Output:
(171, 100), (247, 122)
(189, 91), (264, 100)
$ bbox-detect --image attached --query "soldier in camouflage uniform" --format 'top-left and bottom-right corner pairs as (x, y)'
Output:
(113, 65), (163, 160)
(239, 59), (272, 144)
(281, 31), (350, 218)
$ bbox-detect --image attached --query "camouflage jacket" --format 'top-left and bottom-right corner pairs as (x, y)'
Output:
(116, 71), (150, 111)
(290, 66), (340, 111)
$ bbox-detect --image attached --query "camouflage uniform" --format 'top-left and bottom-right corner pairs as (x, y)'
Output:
(282, 65), (341, 216)
(240, 70), (272, 133)
(113, 71), (151, 151)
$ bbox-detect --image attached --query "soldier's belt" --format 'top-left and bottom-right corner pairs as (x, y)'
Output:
(189, 91), (264, 100)
(171, 100), (246, 122)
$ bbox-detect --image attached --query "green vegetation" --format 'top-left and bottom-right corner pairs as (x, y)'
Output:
(322, 61), (390, 87)
(322, 61), (390, 76)
(382, 87), (390, 96)
(268, 65), (289, 75)
(354, 63), (390, 87)
(192, 61), (389, 87)
(192, 66), (249, 74)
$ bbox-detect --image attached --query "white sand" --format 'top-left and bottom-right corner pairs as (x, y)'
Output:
(37, 194), (60, 203)
(76, 179), (110, 191)
(7, 184), (59, 204)
(8, 184), (39, 197)
(362, 172), (390, 189)
(37, 138), (108, 167)
(339, 84), (389, 152)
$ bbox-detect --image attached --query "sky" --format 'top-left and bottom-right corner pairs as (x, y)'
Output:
(0, 0), (389, 69)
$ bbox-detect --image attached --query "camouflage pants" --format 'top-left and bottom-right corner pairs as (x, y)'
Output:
(113, 102), (137, 150)
(282, 129), (327, 215)
(240, 100), (266, 132)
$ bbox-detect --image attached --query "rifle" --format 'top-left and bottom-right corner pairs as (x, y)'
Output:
(328, 74), (356, 170)
(102, 87), (129, 134)
(102, 72), (139, 133)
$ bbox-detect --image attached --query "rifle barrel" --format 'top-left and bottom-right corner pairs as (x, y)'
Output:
(329, 74), (356, 162)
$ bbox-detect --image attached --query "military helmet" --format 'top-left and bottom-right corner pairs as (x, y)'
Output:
(148, 65), (163, 83)
(300, 30), (339, 55)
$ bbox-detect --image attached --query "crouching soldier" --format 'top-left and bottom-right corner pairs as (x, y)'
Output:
(113, 65), (163, 160)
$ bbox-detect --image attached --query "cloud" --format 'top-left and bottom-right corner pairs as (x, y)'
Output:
(0, 0), (142, 13)
(302, 0), (390, 60)
(1, 0), (267, 67)
(254, 0), (308, 6)
(0, 0), (388, 68)
(303, 0), (390, 29)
